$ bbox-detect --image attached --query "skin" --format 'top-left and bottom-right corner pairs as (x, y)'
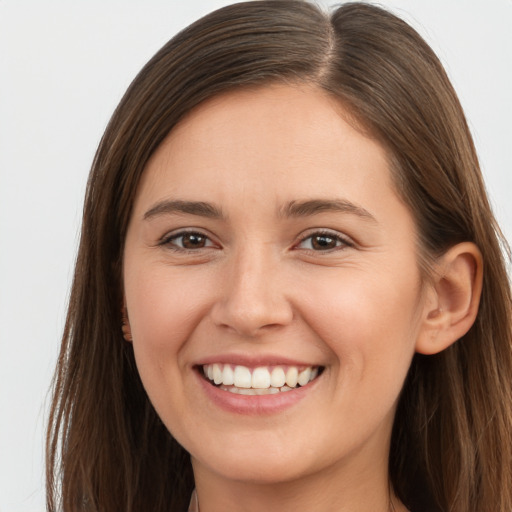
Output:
(123, 84), (458, 512)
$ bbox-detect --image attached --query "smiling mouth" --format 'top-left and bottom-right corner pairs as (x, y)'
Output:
(200, 363), (323, 395)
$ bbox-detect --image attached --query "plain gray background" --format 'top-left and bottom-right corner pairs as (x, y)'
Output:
(1, 1), (511, 510)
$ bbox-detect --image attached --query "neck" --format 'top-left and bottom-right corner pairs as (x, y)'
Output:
(191, 454), (407, 512)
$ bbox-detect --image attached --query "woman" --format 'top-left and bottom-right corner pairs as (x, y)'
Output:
(46, 1), (512, 511)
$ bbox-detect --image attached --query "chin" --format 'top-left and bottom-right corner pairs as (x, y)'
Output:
(187, 430), (325, 486)
(196, 454), (308, 485)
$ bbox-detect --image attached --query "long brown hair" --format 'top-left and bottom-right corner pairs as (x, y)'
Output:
(46, 2), (512, 511)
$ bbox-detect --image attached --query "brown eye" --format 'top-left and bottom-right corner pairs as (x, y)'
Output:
(311, 235), (338, 250)
(164, 231), (214, 250)
(296, 231), (350, 251)
(181, 233), (207, 249)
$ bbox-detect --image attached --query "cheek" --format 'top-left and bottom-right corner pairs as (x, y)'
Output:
(297, 264), (422, 376)
(124, 266), (217, 432)
(126, 265), (208, 340)
(124, 265), (213, 389)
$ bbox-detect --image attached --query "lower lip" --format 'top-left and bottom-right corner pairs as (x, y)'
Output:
(196, 371), (318, 415)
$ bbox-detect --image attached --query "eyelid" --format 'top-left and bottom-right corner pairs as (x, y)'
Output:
(158, 228), (220, 251)
(292, 228), (354, 251)
(157, 227), (353, 252)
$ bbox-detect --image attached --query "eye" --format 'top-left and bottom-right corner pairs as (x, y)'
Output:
(161, 230), (216, 250)
(295, 231), (352, 251)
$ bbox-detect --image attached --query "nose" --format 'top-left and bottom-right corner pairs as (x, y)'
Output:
(210, 247), (294, 337)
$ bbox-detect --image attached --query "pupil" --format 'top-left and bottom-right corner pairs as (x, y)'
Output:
(312, 235), (335, 250)
(183, 234), (205, 249)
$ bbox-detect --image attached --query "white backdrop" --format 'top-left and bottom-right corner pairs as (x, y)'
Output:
(0, 1), (511, 510)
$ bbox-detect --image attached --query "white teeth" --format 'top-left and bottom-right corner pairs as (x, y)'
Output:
(297, 367), (311, 386)
(213, 363), (222, 385)
(222, 364), (234, 385)
(270, 367), (286, 388)
(285, 367), (298, 387)
(233, 365), (252, 388)
(220, 385), (292, 395)
(203, 363), (321, 391)
(252, 367), (271, 389)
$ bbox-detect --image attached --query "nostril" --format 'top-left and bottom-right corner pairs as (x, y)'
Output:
(209, 267), (294, 336)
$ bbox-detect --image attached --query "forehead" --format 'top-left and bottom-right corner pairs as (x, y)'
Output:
(133, 84), (396, 215)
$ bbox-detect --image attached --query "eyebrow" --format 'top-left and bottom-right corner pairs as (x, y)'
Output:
(143, 200), (224, 220)
(143, 198), (376, 223)
(279, 199), (377, 222)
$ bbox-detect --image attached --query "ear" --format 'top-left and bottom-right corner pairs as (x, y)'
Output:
(121, 302), (133, 342)
(416, 242), (483, 355)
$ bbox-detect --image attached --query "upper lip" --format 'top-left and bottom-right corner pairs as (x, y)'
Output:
(195, 354), (323, 368)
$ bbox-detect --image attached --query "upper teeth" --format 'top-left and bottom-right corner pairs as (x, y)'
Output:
(203, 364), (319, 389)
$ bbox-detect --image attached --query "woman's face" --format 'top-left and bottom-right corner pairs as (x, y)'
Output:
(123, 84), (431, 486)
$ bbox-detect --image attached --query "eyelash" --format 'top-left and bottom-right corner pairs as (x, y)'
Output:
(159, 230), (217, 252)
(160, 229), (353, 253)
(294, 230), (354, 252)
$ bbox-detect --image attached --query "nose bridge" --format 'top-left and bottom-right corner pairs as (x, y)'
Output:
(212, 241), (293, 336)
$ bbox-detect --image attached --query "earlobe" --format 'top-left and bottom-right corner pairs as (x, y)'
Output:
(121, 303), (133, 342)
(416, 242), (483, 355)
